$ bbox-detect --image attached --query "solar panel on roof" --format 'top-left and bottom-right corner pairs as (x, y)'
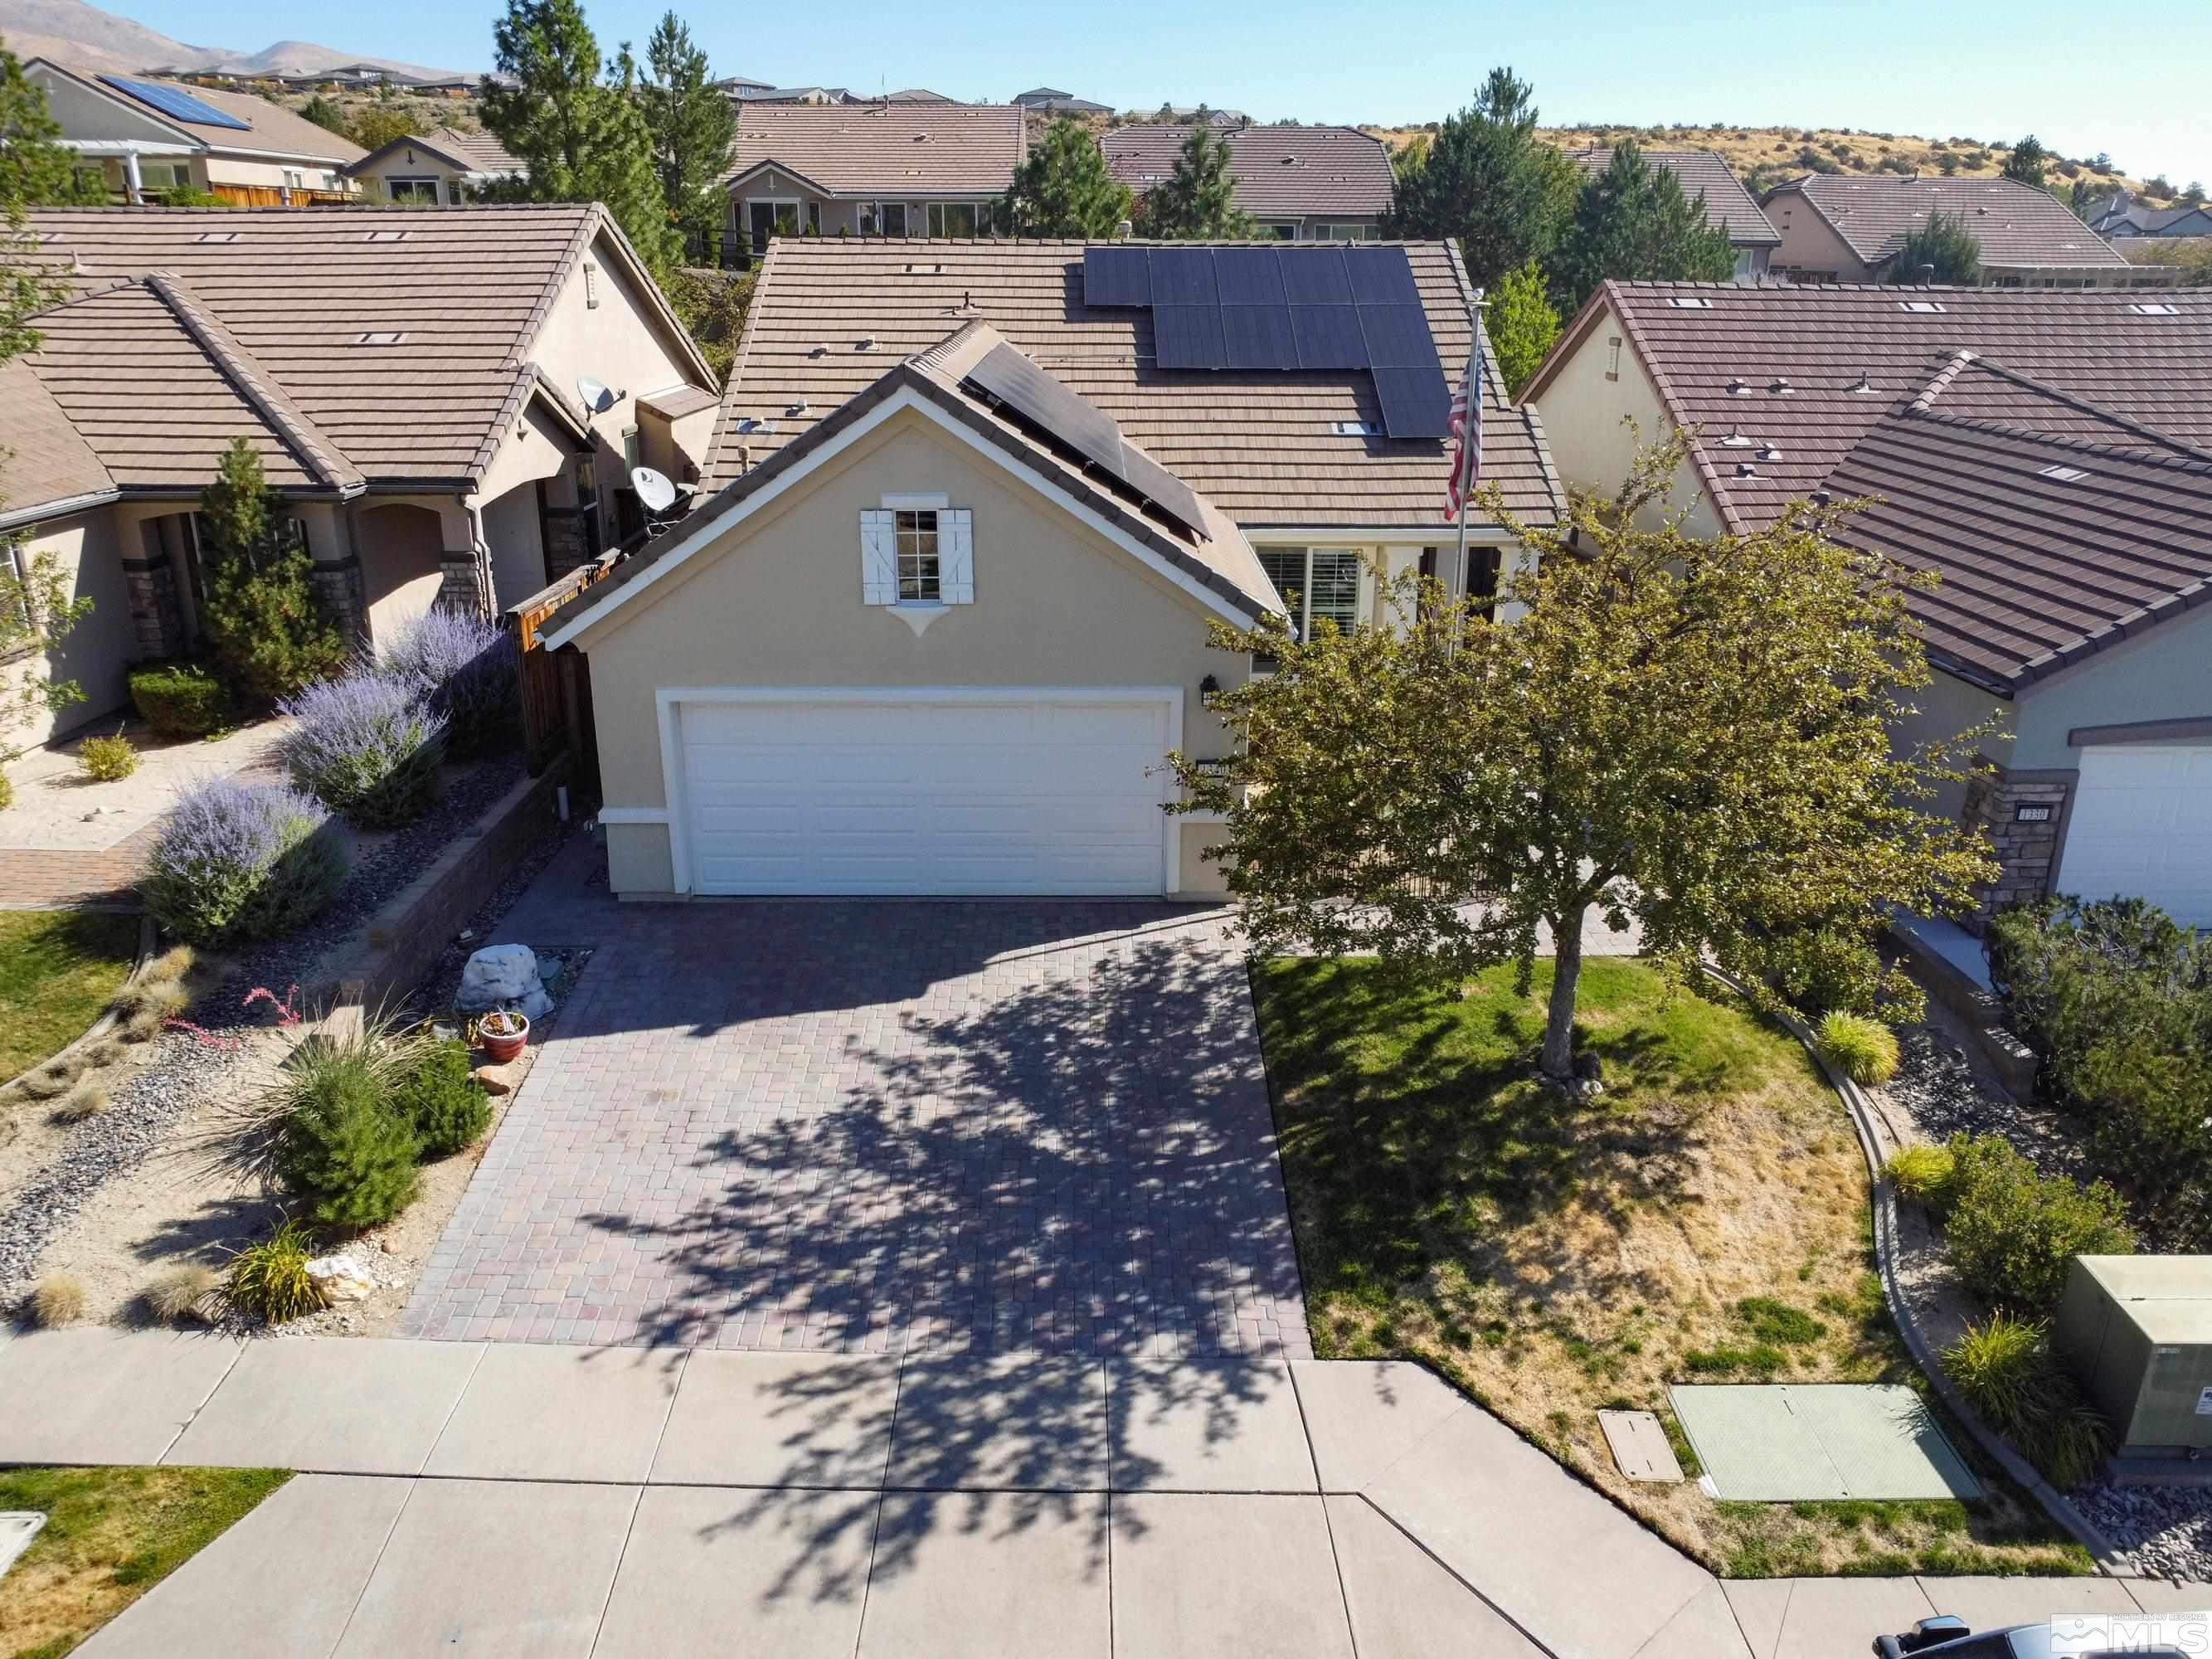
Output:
(1358, 304), (1441, 369)
(98, 75), (252, 131)
(1121, 445), (1213, 544)
(1291, 305), (1367, 370)
(1153, 304), (1228, 370)
(1082, 246), (1151, 308)
(1373, 367), (1452, 440)
(1279, 248), (1354, 305)
(1222, 305), (1298, 371)
(1344, 246), (1421, 306)
(965, 342), (1126, 479)
(1213, 246), (1288, 305)
(1148, 247), (1218, 306)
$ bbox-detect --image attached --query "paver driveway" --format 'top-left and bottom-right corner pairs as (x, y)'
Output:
(400, 888), (1310, 1357)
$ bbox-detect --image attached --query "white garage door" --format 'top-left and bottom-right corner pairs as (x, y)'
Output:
(674, 691), (1178, 895)
(2056, 743), (2212, 927)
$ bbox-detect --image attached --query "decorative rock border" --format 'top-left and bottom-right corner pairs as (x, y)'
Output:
(0, 912), (157, 1097)
(1703, 965), (2123, 1571)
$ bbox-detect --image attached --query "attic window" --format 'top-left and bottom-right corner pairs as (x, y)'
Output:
(2129, 302), (2181, 315)
(352, 330), (406, 346)
(2037, 463), (2091, 482)
(1666, 296), (1714, 309)
(1330, 420), (1383, 436)
(1898, 299), (1947, 314)
(195, 230), (241, 244)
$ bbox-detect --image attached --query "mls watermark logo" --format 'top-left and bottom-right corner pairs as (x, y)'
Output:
(2053, 1612), (2212, 1655)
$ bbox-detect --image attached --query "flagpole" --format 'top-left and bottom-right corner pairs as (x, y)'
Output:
(1454, 289), (1485, 605)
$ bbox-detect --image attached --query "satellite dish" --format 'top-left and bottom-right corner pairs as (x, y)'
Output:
(576, 375), (619, 415)
(630, 466), (678, 514)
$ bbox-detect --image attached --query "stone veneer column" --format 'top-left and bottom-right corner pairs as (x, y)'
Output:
(439, 552), (492, 619)
(120, 524), (187, 659)
(308, 557), (368, 645)
(1960, 762), (2074, 932)
(541, 510), (591, 583)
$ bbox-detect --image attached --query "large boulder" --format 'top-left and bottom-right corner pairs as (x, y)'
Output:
(305, 1253), (375, 1304)
(457, 944), (539, 1011)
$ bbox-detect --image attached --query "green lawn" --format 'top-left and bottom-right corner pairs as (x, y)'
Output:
(0, 912), (139, 1082)
(1252, 954), (2088, 1578)
(0, 1466), (289, 1658)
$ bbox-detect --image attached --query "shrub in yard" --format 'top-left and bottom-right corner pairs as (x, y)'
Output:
(143, 1263), (220, 1324)
(114, 976), (190, 1025)
(0, 771), (11, 811)
(1757, 926), (1924, 1022)
(141, 776), (348, 947)
(222, 1218), (325, 1321)
(30, 1273), (86, 1327)
(273, 1061), (420, 1229)
(196, 438), (348, 702)
(278, 670), (448, 829)
(18, 1053), (84, 1099)
(54, 1083), (109, 1122)
(1884, 1144), (1957, 1208)
(1816, 1012), (1901, 1085)
(1944, 1314), (2112, 1488)
(370, 606), (518, 758)
(392, 1038), (491, 1157)
(128, 659), (230, 737)
(1943, 1132), (2135, 1316)
(77, 732), (139, 781)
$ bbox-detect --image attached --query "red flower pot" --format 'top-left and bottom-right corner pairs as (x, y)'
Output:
(478, 1012), (529, 1064)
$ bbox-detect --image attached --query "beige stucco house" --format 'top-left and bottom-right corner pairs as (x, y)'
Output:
(1524, 280), (2212, 928)
(544, 235), (1563, 900)
(27, 60), (363, 204)
(340, 126), (525, 204)
(2, 203), (717, 749)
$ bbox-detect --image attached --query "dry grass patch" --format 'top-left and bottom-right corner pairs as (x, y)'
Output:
(0, 1466), (288, 1657)
(1253, 956), (2088, 1578)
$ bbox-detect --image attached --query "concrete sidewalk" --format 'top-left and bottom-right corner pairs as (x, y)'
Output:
(2, 1331), (2201, 1658)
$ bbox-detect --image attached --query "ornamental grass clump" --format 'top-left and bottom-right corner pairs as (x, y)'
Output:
(31, 1274), (87, 1327)
(142, 776), (348, 947)
(279, 670), (448, 828)
(1816, 1011), (1901, 1085)
(370, 607), (518, 758)
(1884, 1143), (1957, 1208)
(77, 732), (140, 781)
(223, 1219), (325, 1321)
(1944, 1313), (2112, 1488)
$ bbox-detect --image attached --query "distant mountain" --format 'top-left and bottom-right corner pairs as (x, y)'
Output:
(0, 0), (466, 80)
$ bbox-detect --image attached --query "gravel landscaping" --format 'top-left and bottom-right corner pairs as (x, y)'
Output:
(2076, 1481), (2212, 1582)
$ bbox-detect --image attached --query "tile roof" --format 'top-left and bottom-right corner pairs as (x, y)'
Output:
(32, 61), (364, 164)
(1566, 148), (1778, 246)
(1526, 280), (2212, 535)
(1765, 174), (2124, 272)
(421, 126), (527, 175)
(702, 236), (1561, 531)
(1101, 125), (1393, 220)
(0, 361), (115, 522)
(722, 103), (1024, 195)
(16, 203), (707, 494)
(1823, 354), (2212, 689)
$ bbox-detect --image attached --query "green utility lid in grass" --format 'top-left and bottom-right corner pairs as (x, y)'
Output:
(1668, 1383), (1981, 1501)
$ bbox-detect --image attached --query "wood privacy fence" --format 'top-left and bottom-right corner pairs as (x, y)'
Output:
(508, 554), (619, 795)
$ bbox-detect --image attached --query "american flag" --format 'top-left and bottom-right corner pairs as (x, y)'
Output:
(1444, 346), (1482, 521)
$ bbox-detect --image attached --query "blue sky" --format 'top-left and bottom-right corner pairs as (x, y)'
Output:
(123, 0), (2212, 188)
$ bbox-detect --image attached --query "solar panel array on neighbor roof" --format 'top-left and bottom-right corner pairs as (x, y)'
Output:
(99, 74), (252, 132)
(1081, 244), (1451, 437)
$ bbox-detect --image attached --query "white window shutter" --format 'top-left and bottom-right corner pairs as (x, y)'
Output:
(859, 508), (896, 605)
(941, 509), (975, 604)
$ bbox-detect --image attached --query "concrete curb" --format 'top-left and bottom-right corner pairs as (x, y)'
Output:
(1701, 965), (2125, 1573)
(0, 911), (158, 1097)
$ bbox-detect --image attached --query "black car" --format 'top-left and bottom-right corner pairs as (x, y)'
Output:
(1876, 1616), (2194, 1659)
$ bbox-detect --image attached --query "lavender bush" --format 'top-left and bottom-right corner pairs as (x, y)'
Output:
(143, 776), (348, 946)
(371, 606), (518, 758)
(279, 670), (449, 829)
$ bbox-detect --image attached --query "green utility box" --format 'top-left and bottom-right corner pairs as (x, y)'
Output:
(2054, 1256), (2212, 1457)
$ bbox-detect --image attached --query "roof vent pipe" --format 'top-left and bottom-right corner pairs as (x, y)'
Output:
(1113, 219), (1133, 240)
(1916, 263), (1937, 284)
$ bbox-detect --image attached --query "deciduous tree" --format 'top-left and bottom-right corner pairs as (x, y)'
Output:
(349, 105), (422, 151)
(1381, 67), (1578, 291)
(999, 116), (1132, 236)
(1485, 260), (1559, 397)
(1136, 121), (1254, 240)
(1173, 436), (1996, 1082)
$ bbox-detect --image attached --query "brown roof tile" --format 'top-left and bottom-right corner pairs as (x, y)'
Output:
(702, 237), (1559, 531)
(0, 360), (115, 520)
(1101, 125), (1393, 221)
(1766, 174), (2124, 272)
(34, 61), (364, 165)
(722, 103), (1023, 196)
(1567, 148), (1777, 246)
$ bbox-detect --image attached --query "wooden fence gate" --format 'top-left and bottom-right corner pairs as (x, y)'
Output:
(508, 555), (619, 796)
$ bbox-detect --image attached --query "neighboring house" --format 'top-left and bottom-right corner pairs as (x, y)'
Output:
(1014, 86), (1111, 115)
(2, 204), (719, 748)
(1524, 280), (2212, 927)
(1759, 174), (2135, 287)
(732, 85), (853, 105)
(883, 89), (957, 104)
(549, 235), (1563, 901)
(1101, 124), (1393, 240)
(1160, 106), (1247, 126)
(2090, 192), (2212, 240)
(342, 126), (525, 203)
(712, 75), (773, 96)
(1567, 147), (1779, 279)
(26, 58), (364, 205)
(718, 101), (1026, 255)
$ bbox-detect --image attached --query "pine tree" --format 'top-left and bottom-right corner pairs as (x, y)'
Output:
(481, 0), (682, 270)
(197, 440), (346, 703)
(634, 12), (733, 255)
(1549, 137), (1738, 315)
(2001, 134), (2049, 188)
(1887, 210), (1981, 285)
(1138, 122), (1255, 240)
(1486, 260), (1560, 398)
(999, 117), (1133, 236)
(1381, 68), (1579, 292)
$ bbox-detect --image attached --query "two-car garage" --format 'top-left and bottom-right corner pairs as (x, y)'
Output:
(2056, 742), (2212, 930)
(665, 689), (1185, 896)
